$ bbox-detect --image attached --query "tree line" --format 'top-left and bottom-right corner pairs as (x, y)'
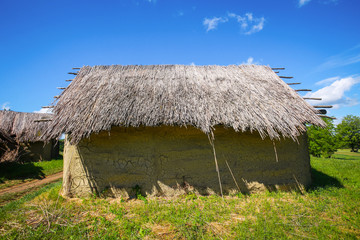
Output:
(307, 115), (360, 158)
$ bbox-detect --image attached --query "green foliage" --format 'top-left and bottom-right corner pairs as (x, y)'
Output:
(58, 139), (64, 153)
(307, 118), (338, 158)
(184, 192), (198, 201)
(133, 185), (147, 202)
(336, 115), (360, 152)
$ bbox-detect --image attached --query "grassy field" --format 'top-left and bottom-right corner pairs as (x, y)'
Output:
(0, 159), (63, 206)
(0, 159), (63, 190)
(0, 141), (64, 190)
(0, 151), (359, 239)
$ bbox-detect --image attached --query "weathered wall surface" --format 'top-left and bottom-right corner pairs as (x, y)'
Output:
(21, 141), (56, 161)
(63, 126), (311, 198)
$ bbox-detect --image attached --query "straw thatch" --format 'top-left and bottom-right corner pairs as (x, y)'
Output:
(44, 64), (325, 144)
(0, 110), (53, 142)
(0, 128), (14, 144)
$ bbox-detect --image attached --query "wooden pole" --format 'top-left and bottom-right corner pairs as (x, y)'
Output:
(279, 76), (293, 79)
(295, 89), (312, 92)
(287, 83), (301, 85)
(273, 141), (278, 162)
(41, 106), (54, 108)
(207, 133), (224, 198)
(271, 68), (285, 70)
(303, 97), (321, 100)
(34, 119), (52, 122)
(317, 109), (327, 114)
(318, 115), (336, 119)
(68, 72), (78, 75)
(313, 105), (333, 108)
(225, 159), (241, 192)
(65, 79), (73, 82)
(57, 87), (66, 90)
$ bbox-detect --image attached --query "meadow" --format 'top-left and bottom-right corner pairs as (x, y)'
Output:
(0, 159), (63, 206)
(0, 150), (359, 239)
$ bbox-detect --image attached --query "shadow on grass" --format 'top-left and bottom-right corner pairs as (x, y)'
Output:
(331, 155), (359, 161)
(0, 162), (45, 183)
(308, 167), (343, 190)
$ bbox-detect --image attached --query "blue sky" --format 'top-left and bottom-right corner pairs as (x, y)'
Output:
(1, 0), (359, 123)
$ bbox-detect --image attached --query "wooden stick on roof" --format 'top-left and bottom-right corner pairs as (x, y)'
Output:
(34, 119), (53, 122)
(295, 89), (312, 92)
(41, 106), (54, 108)
(303, 97), (322, 100)
(279, 76), (293, 79)
(313, 105), (333, 108)
(287, 83), (301, 85)
(72, 68), (81, 70)
(271, 68), (285, 70)
(317, 109), (327, 114)
(65, 79), (73, 82)
(57, 87), (66, 90)
(318, 115), (336, 120)
(68, 72), (78, 75)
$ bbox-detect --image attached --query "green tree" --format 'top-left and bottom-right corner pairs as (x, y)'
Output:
(336, 115), (360, 152)
(307, 118), (338, 158)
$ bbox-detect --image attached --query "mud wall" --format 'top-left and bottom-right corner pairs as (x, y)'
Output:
(22, 141), (57, 161)
(63, 126), (311, 198)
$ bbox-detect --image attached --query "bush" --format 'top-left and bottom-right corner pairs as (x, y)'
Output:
(307, 118), (337, 158)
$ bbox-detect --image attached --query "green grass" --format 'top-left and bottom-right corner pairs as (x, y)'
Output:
(332, 148), (360, 160)
(0, 151), (359, 239)
(0, 159), (63, 190)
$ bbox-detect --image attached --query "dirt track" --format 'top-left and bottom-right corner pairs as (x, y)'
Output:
(0, 172), (63, 196)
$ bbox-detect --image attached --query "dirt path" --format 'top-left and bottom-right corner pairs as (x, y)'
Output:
(0, 172), (63, 196)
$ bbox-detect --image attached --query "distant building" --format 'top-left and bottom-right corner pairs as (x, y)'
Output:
(0, 110), (59, 161)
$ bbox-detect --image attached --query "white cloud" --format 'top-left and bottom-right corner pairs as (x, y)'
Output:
(177, 10), (184, 17)
(246, 57), (254, 64)
(34, 108), (53, 114)
(245, 17), (265, 35)
(203, 12), (265, 34)
(1, 102), (11, 110)
(241, 57), (259, 65)
(305, 75), (360, 108)
(203, 17), (228, 32)
(299, 0), (311, 7)
(321, 0), (339, 5)
(315, 76), (340, 85)
(299, 0), (338, 7)
(316, 44), (360, 71)
(228, 12), (265, 35)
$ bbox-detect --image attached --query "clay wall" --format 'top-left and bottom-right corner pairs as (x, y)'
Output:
(62, 126), (311, 197)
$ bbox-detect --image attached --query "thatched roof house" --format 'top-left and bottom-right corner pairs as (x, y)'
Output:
(0, 110), (59, 161)
(45, 65), (325, 197)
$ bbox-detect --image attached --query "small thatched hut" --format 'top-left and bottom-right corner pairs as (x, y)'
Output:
(44, 65), (325, 198)
(0, 110), (59, 161)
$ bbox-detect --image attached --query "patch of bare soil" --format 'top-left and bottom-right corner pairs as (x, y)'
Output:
(0, 172), (63, 196)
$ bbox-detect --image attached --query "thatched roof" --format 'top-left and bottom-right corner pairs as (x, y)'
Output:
(44, 64), (325, 144)
(0, 110), (53, 142)
(0, 128), (14, 144)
